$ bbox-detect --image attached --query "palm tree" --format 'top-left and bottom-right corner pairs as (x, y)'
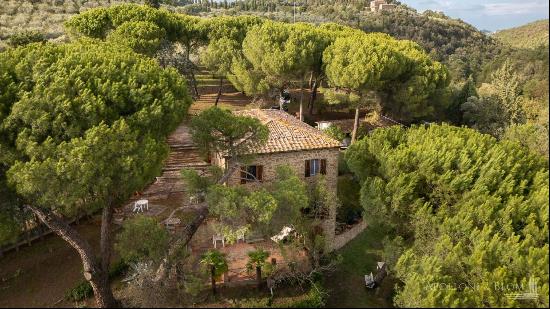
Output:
(200, 249), (228, 295)
(246, 249), (270, 289)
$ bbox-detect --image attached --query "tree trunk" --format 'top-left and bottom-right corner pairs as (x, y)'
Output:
(279, 88), (285, 111)
(256, 266), (262, 290)
(190, 70), (200, 99)
(155, 206), (209, 282)
(100, 203), (113, 275)
(308, 80), (318, 115)
(299, 79), (305, 121)
(210, 265), (217, 295)
(26, 205), (117, 308)
(98, 203), (117, 307)
(215, 77), (223, 106)
(308, 71), (314, 89)
(351, 107), (360, 144)
(217, 162), (239, 185)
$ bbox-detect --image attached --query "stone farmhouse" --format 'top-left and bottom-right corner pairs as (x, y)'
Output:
(369, 0), (396, 12)
(211, 109), (342, 248)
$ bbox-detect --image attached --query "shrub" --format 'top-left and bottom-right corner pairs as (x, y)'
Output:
(65, 280), (94, 302)
(7, 30), (46, 47)
(323, 124), (345, 142)
(115, 215), (169, 264)
(337, 152), (350, 175)
(336, 176), (362, 224)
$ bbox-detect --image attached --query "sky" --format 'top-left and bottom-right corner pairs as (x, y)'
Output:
(401, 0), (549, 31)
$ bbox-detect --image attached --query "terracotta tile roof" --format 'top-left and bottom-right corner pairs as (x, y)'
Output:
(233, 109), (341, 154)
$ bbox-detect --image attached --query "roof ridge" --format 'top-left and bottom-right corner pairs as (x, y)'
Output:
(232, 108), (341, 154)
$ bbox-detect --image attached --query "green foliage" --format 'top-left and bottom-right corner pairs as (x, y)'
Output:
(200, 37), (240, 78)
(65, 4), (206, 44)
(461, 95), (508, 136)
(234, 20), (334, 96)
(233, 281), (326, 308)
(322, 125), (345, 142)
(200, 249), (229, 277)
(323, 32), (449, 121)
(0, 41), (190, 230)
(269, 165), (309, 231)
(205, 15), (265, 43)
(0, 207), (19, 246)
(181, 166), (222, 196)
(144, 0), (161, 9)
(7, 30), (46, 48)
(309, 175), (339, 218)
(65, 280), (94, 302)
(115, 215), (169, 264)
(246, 248), (270, 272)
(346, 124), (549, 307)
(189, 107), (269, 158)
(201, 164), (307, 241)
(494, 19), (549, 49)
(381, 236), (404, 274)
(206, 1), (498, 82)
(285, 283), (327, 308)
(107, 21), (166, 56)
(503, 123), (549, 158)
(336, 176), (361, 224)
(462, 60), (526, 135)
(207, 184), (277, 241)
(444, 76), (477, 124)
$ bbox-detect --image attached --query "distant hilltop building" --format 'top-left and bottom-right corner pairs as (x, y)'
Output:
(369, 0), (396, 12)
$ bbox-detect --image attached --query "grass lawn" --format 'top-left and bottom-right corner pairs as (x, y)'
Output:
(324, 224), (396, 308)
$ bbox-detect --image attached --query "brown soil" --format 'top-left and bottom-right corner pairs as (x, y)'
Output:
(0, 220), (101, 308)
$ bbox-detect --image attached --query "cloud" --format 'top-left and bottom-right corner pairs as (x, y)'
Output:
(483, 1), (549, 16)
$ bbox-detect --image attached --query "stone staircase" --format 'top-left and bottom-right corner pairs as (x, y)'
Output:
(140, 124), (210, 199)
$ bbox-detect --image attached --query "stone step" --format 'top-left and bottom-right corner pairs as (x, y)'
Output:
(168, 144), (197, 150)
(165, 160), (209, 166)
(163, 163), (210, 171)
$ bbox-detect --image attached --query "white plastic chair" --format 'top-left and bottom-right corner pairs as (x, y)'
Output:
(213, 235), (225, 248)
(133, 199), (149, 213)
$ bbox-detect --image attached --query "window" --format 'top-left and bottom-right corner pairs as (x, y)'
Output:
(305, 159), (326, 177)
(240, 165), (263, 184)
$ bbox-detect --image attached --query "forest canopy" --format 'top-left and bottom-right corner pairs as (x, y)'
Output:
(346, 124), (549, 307)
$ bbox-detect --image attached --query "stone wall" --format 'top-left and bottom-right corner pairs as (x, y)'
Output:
(214, 147), (340, 250)
(222, 148), (340, 194)
(329, 220), (368, 252)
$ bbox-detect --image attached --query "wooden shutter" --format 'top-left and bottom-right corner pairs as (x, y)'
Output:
(257, 165), (263, 182)
(305, 160), (310, 177)
(320, 159), (327, 175)
(240, 166), (247, 184)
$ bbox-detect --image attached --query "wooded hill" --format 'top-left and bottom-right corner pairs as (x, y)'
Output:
(494, 19), (549, 49)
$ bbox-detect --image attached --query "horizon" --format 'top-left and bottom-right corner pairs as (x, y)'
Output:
(401, 0), (549, 31)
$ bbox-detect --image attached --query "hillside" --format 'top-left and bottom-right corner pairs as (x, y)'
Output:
(494, 19), (549, 49)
